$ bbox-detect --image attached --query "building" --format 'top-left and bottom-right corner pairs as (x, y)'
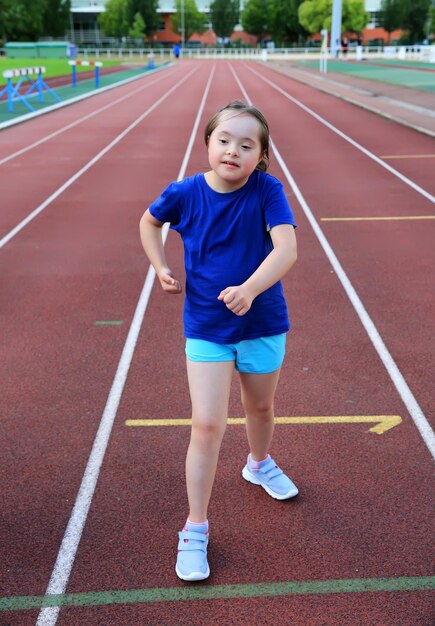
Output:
(69, 1), (250, 46)
(69, 0), (397, 47)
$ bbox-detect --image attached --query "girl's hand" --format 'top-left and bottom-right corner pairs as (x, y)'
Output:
(218, 285), (253, 316)
(158, 269), (182, 294)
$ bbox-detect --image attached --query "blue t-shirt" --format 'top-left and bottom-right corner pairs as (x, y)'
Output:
(149, 170), (296, 343)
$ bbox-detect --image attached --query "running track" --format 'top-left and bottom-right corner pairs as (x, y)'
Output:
(1, 60), (434, 625)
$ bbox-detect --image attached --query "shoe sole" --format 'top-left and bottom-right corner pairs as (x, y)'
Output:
(175, 564), (210, 582)
(242, 466), (299, 500)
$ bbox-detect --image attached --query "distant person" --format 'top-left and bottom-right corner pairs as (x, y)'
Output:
(173, 44), (180, 59)
(140, 100), (298, 582)
(341, 36), (349, 60)
(356, 37), (363, 61)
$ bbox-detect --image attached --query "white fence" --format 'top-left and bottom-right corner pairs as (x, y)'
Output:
(75, 45), (435, 62)
(1, 45), (434, 62)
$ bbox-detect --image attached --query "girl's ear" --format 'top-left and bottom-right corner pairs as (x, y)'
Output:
(258, 151), (266, 164)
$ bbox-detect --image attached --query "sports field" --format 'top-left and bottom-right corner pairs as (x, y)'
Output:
(0, 57), (125, 84)
(0, 59), (434, 625)
(297, 58), (435, 91)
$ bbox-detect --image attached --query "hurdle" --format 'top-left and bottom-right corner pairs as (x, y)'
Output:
(68, 60), (103, 88)
(0, 66), (61, 113)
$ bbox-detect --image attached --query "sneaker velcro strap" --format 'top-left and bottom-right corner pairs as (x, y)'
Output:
(266, 466), (283, 479)
(177, 530), (208, 552)
(261, 458), (283, 478)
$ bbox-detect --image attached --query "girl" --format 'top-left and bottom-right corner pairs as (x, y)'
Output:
(140, 100), (298, 582)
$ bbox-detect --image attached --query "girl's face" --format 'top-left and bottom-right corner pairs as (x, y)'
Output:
(206, 113), (264, 192)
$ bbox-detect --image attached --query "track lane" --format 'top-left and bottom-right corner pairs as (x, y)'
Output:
(49, 61), (434, 624)
(250, 61), (435, 195)
(1, 61), (433, 625)
(0, 65), (179, 163)
(0, 68), (201, 239)
(0, 69), (179, 167)
(231, 61), (434, 425)
(0, 62), (214, 615)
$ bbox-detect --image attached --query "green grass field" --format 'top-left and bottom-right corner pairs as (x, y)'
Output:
(0, 57), (124, 85)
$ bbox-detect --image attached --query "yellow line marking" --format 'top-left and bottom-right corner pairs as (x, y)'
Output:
(321, 216), (435, 222)
(380, 154), (435, 159)
(125, 415), (402, 435)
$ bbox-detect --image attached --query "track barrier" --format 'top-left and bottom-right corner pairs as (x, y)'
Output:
(68, 60), (103, 88)
(0, 66), (61, 113)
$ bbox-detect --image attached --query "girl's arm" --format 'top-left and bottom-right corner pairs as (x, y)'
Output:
(218, 224), (296, 316)
(139, 209), (182, 294)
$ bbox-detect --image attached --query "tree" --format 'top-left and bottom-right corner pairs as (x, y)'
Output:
(0, 0), (22, 41)
(129, 11), (146, 39)
(127, 0), (159, 37)
(379, 0), (401, 41)
(241, 0), (271, 41)
(170, 0), (207, 43)
(429, 2), (435, 36)
(298, 0), (331, 33)
(399, 0), (431, 42)
(42, 0), (71, 37)
(269, 0), (308, 45)
(98, 0), (129, 39)
(0, 0), (49, 41)
(298, 0), (368, 35)
(209, 0), (239, 39)
(342, 0), (369, 33)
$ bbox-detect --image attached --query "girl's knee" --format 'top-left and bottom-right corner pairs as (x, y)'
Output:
(191, 415), (226, 442)
(244, 399), (274, 420)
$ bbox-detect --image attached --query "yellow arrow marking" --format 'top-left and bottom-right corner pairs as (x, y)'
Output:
(125, 415), (402, 435)
(380, 154), (435, 159)
(321, 216), (435, 222)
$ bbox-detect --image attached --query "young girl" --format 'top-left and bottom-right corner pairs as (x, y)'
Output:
(140, 100), (298, 582)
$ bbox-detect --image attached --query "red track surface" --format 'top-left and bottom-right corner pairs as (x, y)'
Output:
(1, 60), (434, 625)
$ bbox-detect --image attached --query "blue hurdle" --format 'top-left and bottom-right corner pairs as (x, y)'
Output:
(0, 66), (61, 113)
(68, 60), (103, 88)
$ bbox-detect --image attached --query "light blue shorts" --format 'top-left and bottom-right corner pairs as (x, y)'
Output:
(185, 334), (286, 374)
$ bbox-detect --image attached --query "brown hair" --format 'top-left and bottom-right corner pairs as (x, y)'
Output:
(204, 100), (270, 172)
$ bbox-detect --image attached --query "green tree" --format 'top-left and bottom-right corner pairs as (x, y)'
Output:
(170, 0), (207, 43)
(129, 11), (146, 39)
(241, 0), (270, 41)
(98, 0), (129, 38)
(210, 0), (239, 39)
(298, 0), (331, 33)
(0, 0), (49, 41)
(42, 0), (70, 37)
(127, 0), (159, 36)
(399, 0), (431, 42)
(429, 3), (435, 35)
(298, 0), (368, 34)
(342, 0), (369, 33)
(379, 0), (401, 41)
(270, 0), (308, 44)
(0, 0), (22, 41)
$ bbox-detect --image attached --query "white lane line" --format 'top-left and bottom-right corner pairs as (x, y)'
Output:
(0, 66), (198, 251)
(0, 68), (177, 166)
(0, 63), (174, 131)
(35, 63), (215, 626)
(230, 63), (435, 460)
(244, 63), (435, 205)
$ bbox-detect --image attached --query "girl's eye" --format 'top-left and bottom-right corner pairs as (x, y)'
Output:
(218, 138), (227, 144)
(242, 145), (252, 150)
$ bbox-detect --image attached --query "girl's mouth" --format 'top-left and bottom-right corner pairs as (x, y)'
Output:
(222, 160), (239, 168)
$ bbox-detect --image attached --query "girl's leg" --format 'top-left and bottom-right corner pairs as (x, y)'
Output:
(185, 359), (234, 522)
(239, 369), (281, 461)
